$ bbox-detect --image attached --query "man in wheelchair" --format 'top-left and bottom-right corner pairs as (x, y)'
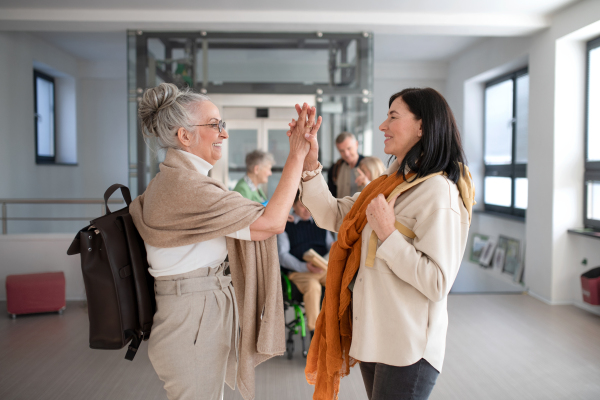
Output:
(277, 191), (334, 337)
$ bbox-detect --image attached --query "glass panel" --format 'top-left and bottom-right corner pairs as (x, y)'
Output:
(588, 47), (600, 161)
(515, 74), (529, 164)
(147, 37), (194, 88)
(485, 79), (513, 165)
(587, 181), (600, 220)
(515, 178), (528, 209)
(36, 76), (55, 157)
(206, 47), (330, 85)
(268, 129), (290, 167)
(318, 95), (372, 165)
(228, 129), (258, 169)
(484, 177), (512, 207)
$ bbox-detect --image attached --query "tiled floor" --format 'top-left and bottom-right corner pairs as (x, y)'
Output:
(1, 294), (599, 400)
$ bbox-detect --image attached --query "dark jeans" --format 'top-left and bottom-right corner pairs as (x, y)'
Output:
(359, 359), (439, 400)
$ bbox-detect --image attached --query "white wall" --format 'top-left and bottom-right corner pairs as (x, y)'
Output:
(0, 32), (128, 299)
(0, 234), (85, 300)
(0, 32), (128, 234)
(372, 61), (448, 162)
(445, 0), (600, 312)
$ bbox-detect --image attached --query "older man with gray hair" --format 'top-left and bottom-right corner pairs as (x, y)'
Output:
(233, 150), (274, 204)
(327, 132), (366, 198)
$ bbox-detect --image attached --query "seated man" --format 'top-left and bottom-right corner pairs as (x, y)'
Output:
(233, 150), (274, 205)
(277, 191), (334, 336)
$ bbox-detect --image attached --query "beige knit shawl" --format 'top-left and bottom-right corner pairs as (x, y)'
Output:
(129, 148), (285, 400)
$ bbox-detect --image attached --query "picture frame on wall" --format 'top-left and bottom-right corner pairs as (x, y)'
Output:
(479, 239), (496, 268)
(514, 244), (526, 283)
(469, 234), (489, 263)
(492, 247), (506, 272)
(498, 235), (521, 280)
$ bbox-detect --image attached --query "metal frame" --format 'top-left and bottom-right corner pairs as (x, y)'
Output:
(135, 31), (370, 95)
(129, 30), (373, 194)
(483, 67), (529, 219)
(584, 36), (600, 229)
(33, 70), (57, 164)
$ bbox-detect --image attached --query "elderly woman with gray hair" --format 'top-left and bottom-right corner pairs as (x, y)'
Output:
(129, 83), (321, 400)
(233, 150), (275, 205)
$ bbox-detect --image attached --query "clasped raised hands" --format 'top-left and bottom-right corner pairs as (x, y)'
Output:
(287, 103), (321, 173)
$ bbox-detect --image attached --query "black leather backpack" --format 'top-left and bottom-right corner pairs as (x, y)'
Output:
(67, 184), (155, 361)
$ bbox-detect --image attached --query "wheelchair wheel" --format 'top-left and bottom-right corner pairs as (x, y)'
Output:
(286, 339), (294, 360)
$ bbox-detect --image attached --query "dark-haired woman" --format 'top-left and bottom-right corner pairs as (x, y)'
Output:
(290, 88), (475, 400)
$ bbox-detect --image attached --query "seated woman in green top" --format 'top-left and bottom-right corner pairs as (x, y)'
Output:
(233, 150), (274, 205)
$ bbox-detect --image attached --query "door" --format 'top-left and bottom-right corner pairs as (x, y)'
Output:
(224, 116), (297, 198)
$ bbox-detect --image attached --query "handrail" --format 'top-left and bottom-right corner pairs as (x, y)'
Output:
(1, 198), (124, 234)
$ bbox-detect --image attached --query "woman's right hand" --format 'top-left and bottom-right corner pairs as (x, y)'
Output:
(287, 103), (314, 160)
(288, 104), (321, 172)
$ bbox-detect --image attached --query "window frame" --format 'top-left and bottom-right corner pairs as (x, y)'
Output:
(584, 36), (600, 229)
(483, 67), (529, 219)
(33, 70), (57, 164)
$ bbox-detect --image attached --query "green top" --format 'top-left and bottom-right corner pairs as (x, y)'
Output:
(233, 177), (267, 204)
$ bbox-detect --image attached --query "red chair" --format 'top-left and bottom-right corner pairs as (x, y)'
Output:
(6, 272), (66, 318)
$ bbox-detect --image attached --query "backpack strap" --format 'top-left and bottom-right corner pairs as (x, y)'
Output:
(364, 172), (443, 268)
(124, 329), (141, 361)
(121, 214), (155, 339)
(104, 184), (132, 214)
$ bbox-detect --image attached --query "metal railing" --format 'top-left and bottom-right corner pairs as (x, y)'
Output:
(0, 199), (124, 234)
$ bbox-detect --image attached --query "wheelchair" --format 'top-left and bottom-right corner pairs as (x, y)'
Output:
(281, 269), (309, 359)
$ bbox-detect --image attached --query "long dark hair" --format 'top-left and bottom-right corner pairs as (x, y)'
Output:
(388, 88), (467, 184)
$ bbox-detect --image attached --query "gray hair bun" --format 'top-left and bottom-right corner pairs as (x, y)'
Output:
(138, 83), (210, 150)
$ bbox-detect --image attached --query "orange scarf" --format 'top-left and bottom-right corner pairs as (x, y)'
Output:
(305, 171), (415, 400)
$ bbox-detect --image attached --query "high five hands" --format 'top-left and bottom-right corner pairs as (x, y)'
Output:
(287, 103), (321, 173)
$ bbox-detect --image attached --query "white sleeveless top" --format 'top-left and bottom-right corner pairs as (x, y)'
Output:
(145, 150), (251, 277)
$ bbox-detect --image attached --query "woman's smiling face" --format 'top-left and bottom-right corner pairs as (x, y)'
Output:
(379, 97), (422, 160)
(186, 101), (228, 165)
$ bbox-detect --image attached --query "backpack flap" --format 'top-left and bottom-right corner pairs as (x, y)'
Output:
(67, 235), (81, 256)
(66, 225), (92, 255)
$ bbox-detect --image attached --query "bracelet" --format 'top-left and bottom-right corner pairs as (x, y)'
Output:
(301, 162), (323, 180)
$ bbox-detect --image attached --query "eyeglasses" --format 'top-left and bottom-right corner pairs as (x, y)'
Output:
(192, 120), (227, 133)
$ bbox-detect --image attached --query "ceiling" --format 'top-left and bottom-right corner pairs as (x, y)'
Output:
(374, 35), (481, 62)
(4, 0), (580, 64)
(0, 0), (578, 14)
(35, 31), (127, 61)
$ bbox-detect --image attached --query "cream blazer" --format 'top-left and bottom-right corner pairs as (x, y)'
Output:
(299, 161), (471, 372)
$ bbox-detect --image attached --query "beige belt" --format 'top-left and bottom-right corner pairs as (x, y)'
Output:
(154, 265), (240, 370)
(154, 274), (232, 296)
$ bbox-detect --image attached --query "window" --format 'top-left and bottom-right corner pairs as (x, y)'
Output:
(34, 70), (56, 164)
(585, 37), (600, 229)
(483, 68), (529, 218)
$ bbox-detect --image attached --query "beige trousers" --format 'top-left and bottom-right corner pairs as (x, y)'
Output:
(288, 271), (327, 331)
(148, 263), (239, 400)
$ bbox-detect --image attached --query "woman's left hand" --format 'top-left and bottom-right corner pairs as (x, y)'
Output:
(366, 192), (401, 242)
